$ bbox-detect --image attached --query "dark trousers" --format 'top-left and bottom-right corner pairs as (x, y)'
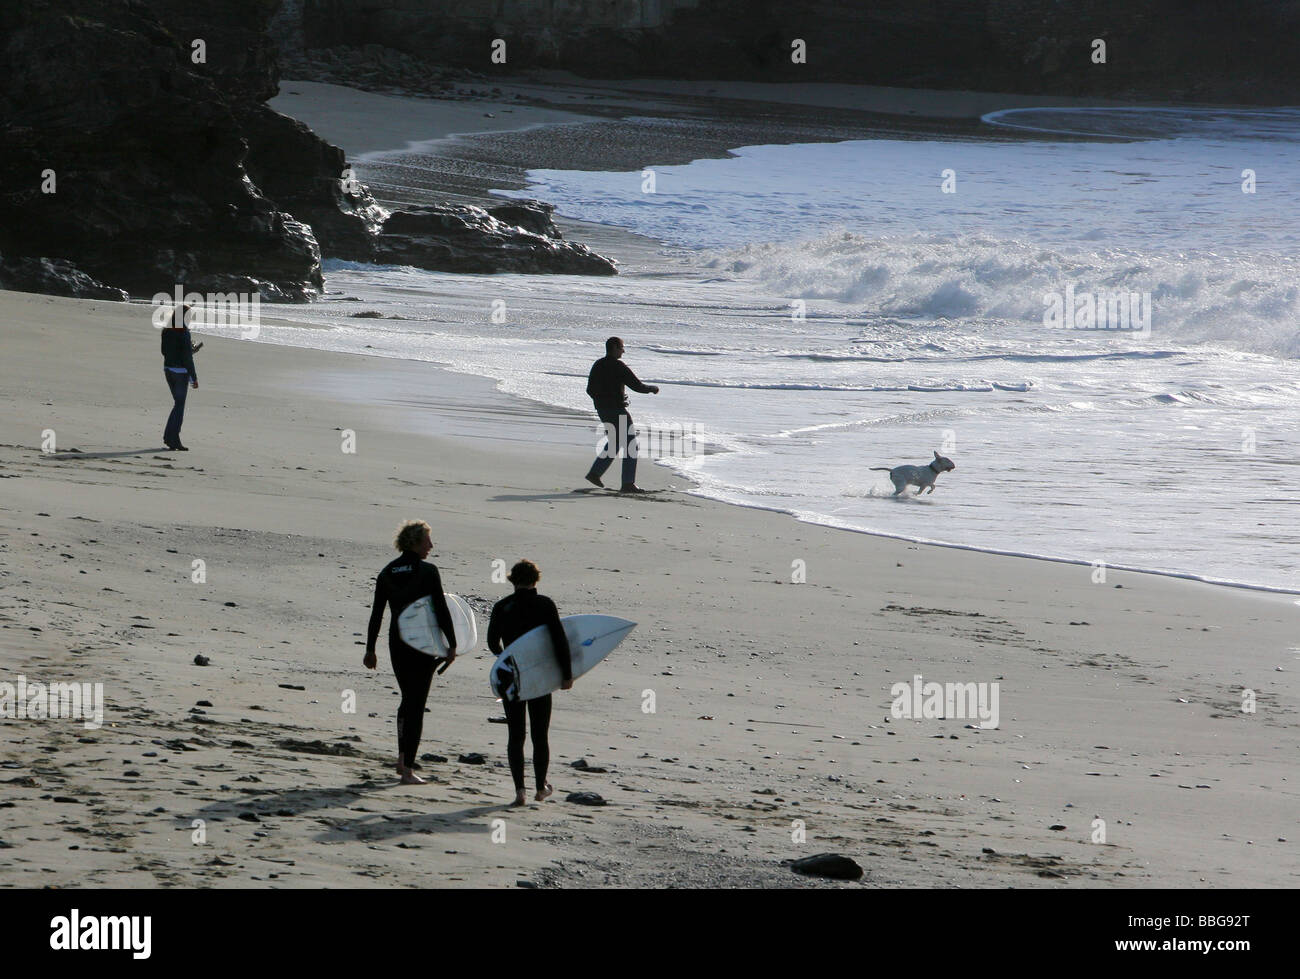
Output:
(164, 370), (189, 446)
(504, 693), (552, 791)
(390, 637), (435, 768)
(587, 412), (638, 487)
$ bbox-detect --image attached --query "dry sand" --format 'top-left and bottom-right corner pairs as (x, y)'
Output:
(270, 80), (598, 161)
(2, 81), (1296, 889)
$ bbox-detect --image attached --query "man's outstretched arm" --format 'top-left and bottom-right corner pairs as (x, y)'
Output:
(619, 362), (658, 394)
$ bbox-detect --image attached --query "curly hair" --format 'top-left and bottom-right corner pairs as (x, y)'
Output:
(394, 519), (431, 553)
(507, 559), (540, 587)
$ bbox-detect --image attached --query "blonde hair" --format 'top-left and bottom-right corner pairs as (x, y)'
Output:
(394, 519), (431, 552)
(507, 559), (540, 587)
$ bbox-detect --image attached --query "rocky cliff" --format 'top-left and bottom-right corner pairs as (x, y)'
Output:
(0, 0), (324, 301)
(0, 0), (615, 303)
(296, 0), (1300, 103)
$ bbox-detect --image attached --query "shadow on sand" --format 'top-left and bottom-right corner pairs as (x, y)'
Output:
(187, 779), (517, 845)
(490, 491), (597, 503)
(492, 489), (681, 504)
(46, 447), (173, 460)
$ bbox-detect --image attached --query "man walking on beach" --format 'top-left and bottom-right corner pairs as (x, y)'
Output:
(584, 336), (659, 493)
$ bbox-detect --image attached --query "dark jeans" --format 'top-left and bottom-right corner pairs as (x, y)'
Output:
(504, 693), (552, 792)
(163, 370), (189, 446)
(390, 637), (435, 768)
(587, 411), (638, 487)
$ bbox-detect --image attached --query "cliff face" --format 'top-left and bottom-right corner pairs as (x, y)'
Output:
(297, 0), (1300, 102)
(0, 0), (326, 300)
(0, 0), (618, 301)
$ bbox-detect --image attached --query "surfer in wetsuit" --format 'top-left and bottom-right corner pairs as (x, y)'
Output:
(487, 560), (572, 805)
(364, 519), (457, 785)
(584, 336), (659, 493)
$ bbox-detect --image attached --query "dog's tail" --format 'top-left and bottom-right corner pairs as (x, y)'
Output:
(868, 467), (892, 471)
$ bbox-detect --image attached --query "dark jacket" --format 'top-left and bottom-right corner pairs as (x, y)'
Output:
(366, 552), (456, 655)
(487, 589), (572, 683)
(586, 355), (652, 417)
(161, 327), (198, 383)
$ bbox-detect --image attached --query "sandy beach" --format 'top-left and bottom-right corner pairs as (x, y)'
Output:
(271, 80), (599, 161)
(2, 81), (1297, 889)
(3, 289), (1296, 888)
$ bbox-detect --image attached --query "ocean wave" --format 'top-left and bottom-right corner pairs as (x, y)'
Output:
(709, 231), (1300, 358)
(644, 346), (727, 356)
(322, 258), (422, 273)
(664, 377), (1030, 394)
(781, 348), (1185, 365)
(982, 106), (1300, 143)
(1119, 388), (1276, 410)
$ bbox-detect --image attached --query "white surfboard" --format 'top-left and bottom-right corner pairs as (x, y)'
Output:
(490, 614), (635, 702)
(397, 593), (477, 657)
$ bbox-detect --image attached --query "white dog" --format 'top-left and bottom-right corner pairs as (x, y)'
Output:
(871, 451), (956, 496)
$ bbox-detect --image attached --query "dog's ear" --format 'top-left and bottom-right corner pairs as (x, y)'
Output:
(934, 450), (941, 459)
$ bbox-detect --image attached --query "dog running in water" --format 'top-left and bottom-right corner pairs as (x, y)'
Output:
(871, 451), (956, 496)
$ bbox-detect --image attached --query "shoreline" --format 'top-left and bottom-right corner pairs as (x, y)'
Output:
(257, 326), (1300, 601)
(665, 483), (1300, 600)
(269, 75), (1077, 216)
(269, 80), (1296, 597)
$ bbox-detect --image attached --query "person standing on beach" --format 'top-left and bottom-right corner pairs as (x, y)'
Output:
(487, 560), (572, 805)
(161, 304), (198, 450)
(363, 519), (458, 785)
(584, 336), (659, 493)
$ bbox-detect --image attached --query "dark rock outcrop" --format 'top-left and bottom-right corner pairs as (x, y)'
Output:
(789, 852), (864, 880)
(277, 39), (472, 94)
(0, 0), (324, 301)
(0, 255), (128, 302)
(375, 205), (615, 275)
(564, 792), (607, 806)
(486, 200), (562, 239)
(238, 102), (389, 261)
(0, 1), (617, 303)
(237, 109), (597, 271)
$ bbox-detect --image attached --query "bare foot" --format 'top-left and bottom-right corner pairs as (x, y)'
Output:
(535, 783), (553, 802)
(396, 762), (426, 785)
(510, 791), (527, 807)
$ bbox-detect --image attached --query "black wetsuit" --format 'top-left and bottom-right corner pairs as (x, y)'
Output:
(366, 552), (456, 768)
(487, 589), (572, 792)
